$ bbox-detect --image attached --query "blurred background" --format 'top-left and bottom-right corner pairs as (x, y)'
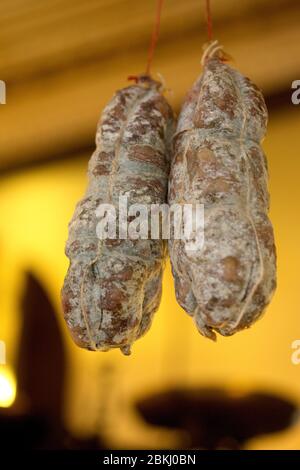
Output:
(0, 0), (300, 450)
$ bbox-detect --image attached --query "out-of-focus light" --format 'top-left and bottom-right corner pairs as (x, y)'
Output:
(0, 366), (16, 408)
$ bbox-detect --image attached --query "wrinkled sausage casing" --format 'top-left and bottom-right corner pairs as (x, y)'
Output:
(62, 77), (175, 354)
(168, 51), (276, 340)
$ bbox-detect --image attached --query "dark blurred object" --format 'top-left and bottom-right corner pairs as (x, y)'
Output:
(0, 272), (105, 449)
(136, 388), (297, 449)
(16, 272), (66, 423)
(0, 413), (104, 450)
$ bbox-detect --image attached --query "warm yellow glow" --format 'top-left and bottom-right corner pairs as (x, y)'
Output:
(0, 108), (299, 447)
(0, 366), (16, 408)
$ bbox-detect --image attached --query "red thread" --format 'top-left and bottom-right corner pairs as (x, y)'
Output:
(145, 0), (164, 76)
(127, 75), (139, 83)
(205, 0), (213, 41)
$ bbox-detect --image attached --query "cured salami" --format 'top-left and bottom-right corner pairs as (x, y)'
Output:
(62, 76), (174, 354)
(168, 42), (277, 340)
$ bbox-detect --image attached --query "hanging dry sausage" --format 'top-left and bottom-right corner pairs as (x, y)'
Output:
(62, 76), (174, 354)
(168, 42), (277, 340)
